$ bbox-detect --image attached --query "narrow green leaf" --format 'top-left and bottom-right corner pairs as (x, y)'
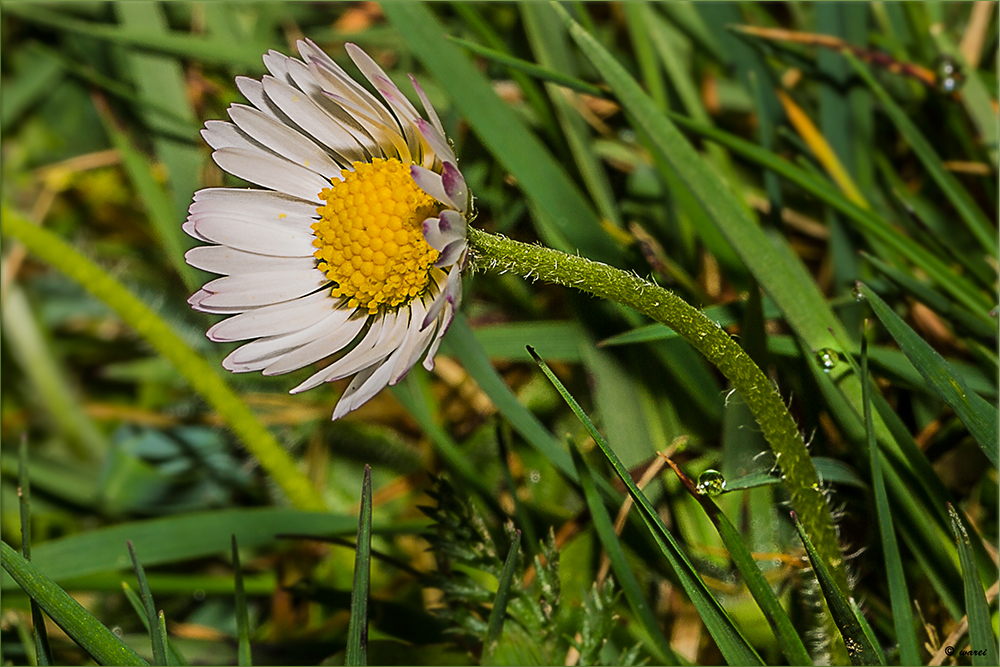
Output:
(528, 347), (763, 665)
(845, 51), (996, 256)
(345, 465), (373, 667)
(121, 583), (188, 666)
(859, 283), (998, 466)
(1, 207), (326, 511)
(570, 448), (677, 665)
(128, 542), (167, 666)
(1, 541), (150, 666)
(482, 530), (521, 661)
(232, 536), (252, 667)
(381, 2), (622, 265)
(19, 438), (53, 667)
(444, 35), (606, 98)
(949, 504), (1000, 666)
(790, 515), (886, 666)
(861, 335), (921, 665)
(156, 612), (171, 667)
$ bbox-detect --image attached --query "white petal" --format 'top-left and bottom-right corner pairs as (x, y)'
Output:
(198, 269), (329, 308)
(212, 147), (329, 202)
(201, 120), (257, 151)
(410, 166), (457, 210)
(408, 73), (444, 138)
(190, 288), (248, 314)
(223, 307), (360, 371)
(228, 104), (345, 179)
(441, 162), (468, 214)
(183, 219), (212, 243)
(330, 364), (383, 420)
(185, 245), (315, 276)
(299, 39), (398, 130)
(191, 215), (316, 257)
(422, 210), (466, 253)
(413, 117), (457, 166)
(388, 300), (436, 384)
(262, 50), (294, 83)
(236, 76), (278, 118)
(191, 188), (320, 222)
(289, 308), (409, 392)
(260, 312), (370, 376)
(434, 239), (467, 268)
(206, 289), (335, 342)
(262, 76), (369, 164)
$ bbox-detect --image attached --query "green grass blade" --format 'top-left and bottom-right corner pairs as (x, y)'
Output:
(232, 536), (252, 667)
(345, 465), (373, 667)
(570, 448), (678, 665)
(381, 2), (623, 265)
(859, 283), (998, 466)
(1, 541), (149, 666)
(845, 51), (996, 256)
(444, 314), (576, 481)
(482, 529), (521, 661)
(861, 335), (921, 666)
(528, 347), (763, 665)
(790, 515), (886, 666)
(18, 438), (53, 667)
(665, 459), (813, 666)
(121, 583), (188, 666)
(665, 112), (993, 318)
(2, 3), (266, 70)
(949, 504), (1000, 666)
(156, 612), (171, 667)
(128, 541), (167, 666)
(1, 206), (326, 511)
(444, 35), (606, 98)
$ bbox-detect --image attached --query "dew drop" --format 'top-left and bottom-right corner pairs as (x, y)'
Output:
(934, 55), (965, 93)
(193, 589), (206, 601)
(696, 469), (727, 497)
(851, 284), (865, 301)
(815, 348), (841, 372)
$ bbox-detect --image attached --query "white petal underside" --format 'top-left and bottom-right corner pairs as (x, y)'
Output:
(190, 215), (317, 257)
(185, 245), (315, 276)
(206, 289), (336, 342)
(212, 147), (329, 202)
(262, 312), (370, 376)
(228, 104), (345, 179)
(202, 120), (259, 152)
(223, 307), (362, 371)
(199, 269), (329, 308)
(330, 364), (382, 420)
(262, 76), (370, 165)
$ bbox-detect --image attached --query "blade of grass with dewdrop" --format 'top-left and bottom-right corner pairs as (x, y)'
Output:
(1, 207), (326, 512)
(1, 542), (149, 666)
(861, 335), (921, 665)
(665, 459), (813, 666)
(570, 448), (678, 665)
(528, 347), (763, 665)
(845, 51), (996, 256)
(858, 283), (998, 466)
(482, 530), (521, 662)
(949, 504), (1000, 666)
(232, 536), (252, 667)
(381, 2), (622, 266)
(345, 466), (373, 667)
(790, 513), (886, 665)
(129, 541), (168, 666)
(19, 439), (53, 667)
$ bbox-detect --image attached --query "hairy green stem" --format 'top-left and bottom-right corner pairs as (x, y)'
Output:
(2, 205), (327, 512)
(468, 227), (846, 586)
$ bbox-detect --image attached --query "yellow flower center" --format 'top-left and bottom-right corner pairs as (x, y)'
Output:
(312, 158), (441, 314)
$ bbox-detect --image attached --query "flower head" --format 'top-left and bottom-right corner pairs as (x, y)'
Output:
(184, 41), (468, 419)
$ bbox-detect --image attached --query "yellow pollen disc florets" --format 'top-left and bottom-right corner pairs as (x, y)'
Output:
(312, 158), (441, 314)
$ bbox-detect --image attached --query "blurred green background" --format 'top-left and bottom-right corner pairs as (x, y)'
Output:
(1, 2), (997, 665)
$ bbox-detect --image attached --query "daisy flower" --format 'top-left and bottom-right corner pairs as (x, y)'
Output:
(183, 40), (469, 419)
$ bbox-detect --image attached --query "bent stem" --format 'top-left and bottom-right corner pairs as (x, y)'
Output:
(467, 226), (846, 588)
